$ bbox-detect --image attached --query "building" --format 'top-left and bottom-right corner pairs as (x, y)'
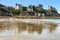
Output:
(37, 4), (43, 10)
(47, 6), (59, 16)
(27, 5), (33, 12)
(15, 4), (22, 11)
(36, 4), (45, 16)
(27, 5), (35, 16)
(48, 6), (52, 11)
(48, 6), (57, 11)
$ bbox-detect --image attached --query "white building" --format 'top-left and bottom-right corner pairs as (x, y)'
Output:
(27, 5), (33, 12)
(15, 4), (22, 11)
(48, 6), (52, 11)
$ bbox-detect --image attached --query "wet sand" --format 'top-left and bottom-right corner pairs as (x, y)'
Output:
(0, 18), (57, 25)
(0, 34), (60, 40)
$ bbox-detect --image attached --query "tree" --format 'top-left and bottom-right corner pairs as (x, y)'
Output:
(35, 8), (45, 13)
(0, 10), (1, 13)
(51, 7), (58, 13)
(22, 6), (27, 11)
(15, 10), (20, 15)
(39, 9), (45, 13)
(33, 5), (36, 11)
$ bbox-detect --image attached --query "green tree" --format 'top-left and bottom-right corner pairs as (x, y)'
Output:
(51, 7), (58, 13)
(33, 5), (36, 11)
(35, 8), (45, 13)
(15, 10), (20, 15)
(22, 6), (27, 11)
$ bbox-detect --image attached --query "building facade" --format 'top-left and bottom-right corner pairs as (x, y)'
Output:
(37, 4), (43, 10)
(15, 4), (22, 11)
(27, 5), (33, 12)
(27, 5), (35, 16)
(48, 6), (53, 12)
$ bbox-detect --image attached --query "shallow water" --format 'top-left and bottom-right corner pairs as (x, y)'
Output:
(0, 18), (60, 40)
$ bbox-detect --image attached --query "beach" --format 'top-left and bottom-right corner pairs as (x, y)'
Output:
(0, 18), (60, 40)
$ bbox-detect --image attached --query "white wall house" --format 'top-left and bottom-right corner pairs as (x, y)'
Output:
(15, 4), (22, 11)
(27, 5), (33, 12)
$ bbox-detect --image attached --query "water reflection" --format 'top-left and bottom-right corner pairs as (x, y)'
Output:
(0, 21), (11, 32)
(13, 22), (57, 34)
(46, 25), (57, 33)
(27, 23), (43, 34)
(15, 22), (43, 34)
(0, 21), (57, 34)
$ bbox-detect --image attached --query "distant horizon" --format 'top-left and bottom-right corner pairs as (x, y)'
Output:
(0, 0), (60, 13)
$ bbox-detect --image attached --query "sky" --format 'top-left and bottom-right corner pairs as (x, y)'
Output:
(0, 0), (60, 13)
